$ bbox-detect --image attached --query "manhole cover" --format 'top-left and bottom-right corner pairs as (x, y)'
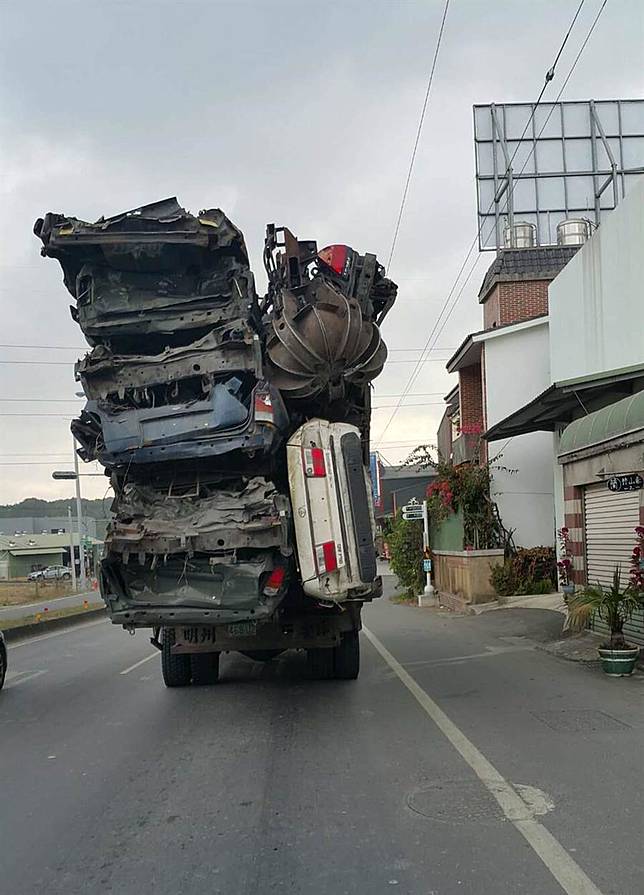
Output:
(407, 780), (505, 826)
(531, 709), (630, 732)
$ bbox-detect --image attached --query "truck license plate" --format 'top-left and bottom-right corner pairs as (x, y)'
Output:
(225, 621), (257, 638)
(177, 626), (216, 647)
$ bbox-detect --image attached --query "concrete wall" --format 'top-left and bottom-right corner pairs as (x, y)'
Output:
(481, 320), (555, 546)
(549, 175), (644, 383)
(433, 549), (504, 604)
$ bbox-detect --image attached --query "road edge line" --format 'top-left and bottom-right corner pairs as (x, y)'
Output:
(8, 617), (108, 649)
(120, 652), (159, 675)
(362, 625), (604, 895)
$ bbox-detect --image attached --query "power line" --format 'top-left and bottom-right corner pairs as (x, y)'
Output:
(386, 0), (451, 271)
(0, 398), (81, 403)
(411, 2), (608, 392)
(373, 402), (445, 408)
(0, 413), (76, 417)
(0, 360), (75, 366)
(0, 344), (84, 350)
(374, 0), (600, 446)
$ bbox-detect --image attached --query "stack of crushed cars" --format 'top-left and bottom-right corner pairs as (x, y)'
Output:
(34, 198), (397, 629)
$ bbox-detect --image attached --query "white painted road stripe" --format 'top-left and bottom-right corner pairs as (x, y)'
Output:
(363, 626), (604, 895)
(5, 669), (47, 686)
(9, 619), (108, 649)
(120, 653), (159, 675)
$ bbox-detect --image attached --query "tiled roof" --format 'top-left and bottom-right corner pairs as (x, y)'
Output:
(478, 245), (581, 301)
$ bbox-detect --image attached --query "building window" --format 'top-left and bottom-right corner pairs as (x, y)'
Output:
(450, 410), (461, 440)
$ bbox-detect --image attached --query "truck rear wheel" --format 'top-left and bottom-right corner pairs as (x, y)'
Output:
(161, 628), (191, 688)
(190, 652), (220, 685)
(308, 647), (334, 680)
(333, 631), (360, 680)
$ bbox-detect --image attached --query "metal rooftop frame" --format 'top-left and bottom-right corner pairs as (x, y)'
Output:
(473, 99), (644, 250)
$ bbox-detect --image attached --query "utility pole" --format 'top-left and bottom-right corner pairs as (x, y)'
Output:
(67, 507), (77, 591)
(73, 439), (87, 590)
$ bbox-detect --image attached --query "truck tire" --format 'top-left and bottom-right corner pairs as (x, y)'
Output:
(161, 628), (191, 688)
(333, 631), (360, 680)
(190, 652), (220, 685)
(0, 641), (6, 690)
(308, 647), (334, 680)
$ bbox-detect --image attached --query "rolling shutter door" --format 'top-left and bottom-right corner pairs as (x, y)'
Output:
(584, 483), (643, 645)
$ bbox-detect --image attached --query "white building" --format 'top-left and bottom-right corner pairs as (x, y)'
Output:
(487, 177), (644, 640)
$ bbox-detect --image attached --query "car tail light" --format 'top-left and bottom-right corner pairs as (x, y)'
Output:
(263, 566), (286, 596)
(254, 390), (274, 424)
(315, 541), (338, 575)
(303, 447), (326, 477)
(317, 244), (351, 278)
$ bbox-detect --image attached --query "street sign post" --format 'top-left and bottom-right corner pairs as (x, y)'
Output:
(401, 498), (424, 521)
(401, 500), (435, 604)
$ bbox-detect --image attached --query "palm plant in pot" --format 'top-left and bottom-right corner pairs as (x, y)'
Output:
(567, 567), (642, 676)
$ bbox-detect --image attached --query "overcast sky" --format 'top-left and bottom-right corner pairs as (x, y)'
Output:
(1, 0), (642, 505)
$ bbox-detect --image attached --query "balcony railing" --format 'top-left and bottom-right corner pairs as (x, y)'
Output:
(451, 432), (480, 465)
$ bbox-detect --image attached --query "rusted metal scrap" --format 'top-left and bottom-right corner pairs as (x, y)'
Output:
(262, 225), (396, 401)
(34, 198), (397, 628)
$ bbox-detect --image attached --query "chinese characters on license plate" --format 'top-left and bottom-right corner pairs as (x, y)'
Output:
(179, 626), (216, 646)
(178, 621), (258, 646)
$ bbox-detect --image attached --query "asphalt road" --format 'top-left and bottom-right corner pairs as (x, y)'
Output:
(1, 577), (642, 895)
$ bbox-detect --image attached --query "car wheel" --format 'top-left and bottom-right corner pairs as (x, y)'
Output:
(190, 652), (220, 685)
(161, 628), (191, 688)
(308, 647), (334, 680)
(0, 642), (6, 690)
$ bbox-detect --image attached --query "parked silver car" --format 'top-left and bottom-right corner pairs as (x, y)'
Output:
(28, 565), (72, 581)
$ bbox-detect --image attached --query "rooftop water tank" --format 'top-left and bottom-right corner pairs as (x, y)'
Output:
(557, 218), (594, 246)
(503, 221), (537, 249)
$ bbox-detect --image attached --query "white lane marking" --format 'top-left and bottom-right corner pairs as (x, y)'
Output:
(399, 645), (533, 669)
(120, 652), (159, 675)
(8, 619), (108, 649)
(5, 669), (47, 686)
(362, 626), (604, 895)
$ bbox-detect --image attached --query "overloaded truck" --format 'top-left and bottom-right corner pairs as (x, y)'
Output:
(34, 200), (397, 684)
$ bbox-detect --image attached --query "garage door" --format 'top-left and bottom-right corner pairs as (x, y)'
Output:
(584, 484), (640, 586)
(584, 482), (643, 645)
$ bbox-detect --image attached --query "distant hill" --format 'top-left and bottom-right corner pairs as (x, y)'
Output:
(0, 497), (111, 520)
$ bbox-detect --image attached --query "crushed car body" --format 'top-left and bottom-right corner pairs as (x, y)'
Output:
(35, 198), (397, 683)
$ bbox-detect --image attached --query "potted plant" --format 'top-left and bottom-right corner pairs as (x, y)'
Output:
(557, 526), (575, 599)
(567, 567), (641, 676)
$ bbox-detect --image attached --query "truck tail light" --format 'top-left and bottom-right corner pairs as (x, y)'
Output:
(315, 541), (338, 575)
(254, 390), (275, 424)
(303, 447), (326, 477)
(317, 244), (351, 278)
(263, 566), (286, 596)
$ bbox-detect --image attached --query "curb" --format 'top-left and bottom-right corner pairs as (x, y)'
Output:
(3, 607), (107, 643)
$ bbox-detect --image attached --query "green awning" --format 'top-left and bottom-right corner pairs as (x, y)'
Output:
(558, 391), (644, 456)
